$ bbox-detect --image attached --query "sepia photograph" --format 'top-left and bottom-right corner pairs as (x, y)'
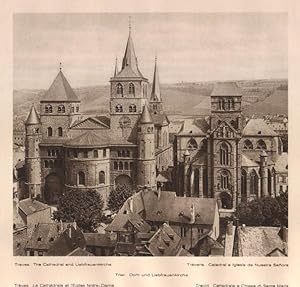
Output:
(13, 13), (288, 257)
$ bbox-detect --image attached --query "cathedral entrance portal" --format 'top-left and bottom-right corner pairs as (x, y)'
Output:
(220, 192), (233, 209)
(44, 173), (63, 205)
(115, 174), (133, 189)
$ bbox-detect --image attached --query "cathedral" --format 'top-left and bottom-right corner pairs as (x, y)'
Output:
(174, 82), (285, 209)
(24, 27), (171, 205)
(24, 24), (286, 211)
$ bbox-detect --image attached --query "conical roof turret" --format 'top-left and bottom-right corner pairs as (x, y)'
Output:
(139, 104), (153, 124)
(25, 104), (40, 125)
(150, 56), (161, 102)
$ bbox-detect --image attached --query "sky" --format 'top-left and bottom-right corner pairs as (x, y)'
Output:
(13, 13), (287, 90)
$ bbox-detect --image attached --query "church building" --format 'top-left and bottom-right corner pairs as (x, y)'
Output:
(24, 26), (171, 205)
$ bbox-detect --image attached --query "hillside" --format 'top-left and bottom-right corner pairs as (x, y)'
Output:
(13, 79), (288, 130)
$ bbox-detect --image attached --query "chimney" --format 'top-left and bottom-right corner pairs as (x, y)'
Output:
(189, 204), (195, 224)
(73, 220), (77, 230)
(226, 221), (233, 236)
(157, 185), (161, 200)
(280, 226), (288, 243)
(129, 197), (134, 213)
(241, 224), (246, 232)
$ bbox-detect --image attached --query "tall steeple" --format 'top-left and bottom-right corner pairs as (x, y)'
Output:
(150, 56), (161, 102)
(117, 18), (144, 78)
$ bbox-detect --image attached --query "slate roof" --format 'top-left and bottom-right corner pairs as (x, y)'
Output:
(121, 190), (217, 226)
(26, 222), (71, 250)
(13, 228), (28, 256)
(115, 32), (144, 78)
(150, 58), (161, 102)
(243, 119), (277, 136)
(47, 226), (86, 256)
(105, 212), (151, 233)
(84, 233), (116, 248)
(139, 105), (153, 124)
(145, 223), (183, 256)
(237, 226), (288, 256)
(41, 71), (80, 102)
(211, 82), (242, 97)
(275, 152), (288, 173)
(25, 105), (40, 125)
(241, 154), (259, 168)
(18, 198), (50, 216)
(66, 131), (110, 147)
(151, 113), (169, 126)
(178, 118), (209, 136)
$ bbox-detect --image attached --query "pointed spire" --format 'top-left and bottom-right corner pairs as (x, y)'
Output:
(150, 55), (161, 102)
(139, 104), (153, 124)
(26, 104), (40, 125)
(114, 57), (118, 77)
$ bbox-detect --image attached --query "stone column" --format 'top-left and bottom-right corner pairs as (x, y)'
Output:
(199, 165), (203, 197)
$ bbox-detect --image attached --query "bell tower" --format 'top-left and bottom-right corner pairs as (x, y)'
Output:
(109, 24), (148, 142)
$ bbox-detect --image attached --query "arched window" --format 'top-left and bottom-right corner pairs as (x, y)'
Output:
(257, 139), (267, 150)
(114, 162), (118, 170)
(220, 170), (230, 190)
(126, 150), (130, 157)
(124, 162), (129, 170)
(58, 105), (65, 113)
(115, 104), (123, 113)
(268, 169), (272, 196)
(187, 138), (198, 150)
(119, 162), (123, 170)
(220, 142), (230, 165)
(130, 162), (133, 170)
(45, 105), (52, 113)
(58, 127), (63, 137)
(49, 160), (54, 168)
(99, 171), (105, 184)
(129, 104), (136, 112)
(47, 127), (53, 137)
(116, 83), (123, 96)
(71, 106), (75, 113)
(243, 139), (253, 150)
(93, 150), (98, 158)
(45, 160), (49, 168)
(103, 149), (106, 157)
(76, 106), (79, 113)
(78, 171), (85, 186)
(129, 83), (135, 96)
(241, 169), (247, 202)
(250, 170), (258, 196)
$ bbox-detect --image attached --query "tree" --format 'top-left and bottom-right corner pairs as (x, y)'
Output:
(108, 184), (134, 213)
(236, 194), (287, 227)
(53, 189), (104, 232)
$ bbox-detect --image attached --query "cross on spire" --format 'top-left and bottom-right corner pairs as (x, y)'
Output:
(59, 62), (62, 72)
(129, 16), (132, 33)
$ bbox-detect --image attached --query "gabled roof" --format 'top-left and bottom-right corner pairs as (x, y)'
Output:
(84, 233), (116, 248)
(70, 116), (110, 129)
(66, 131), (110, 147)
(105, 212), (151, 233)
(41, 71), (80, 102)
(145, 223), (183, 256)
(18, 198), (50, 216)
(241, 154), (259, 168)
(67, 247), (94, 256)
(242, 119), (277, 136)
(151, 113), (169, 126)
(237, 226), (288, 256)
(211, 82), (242, 97)
(178, 118), (209, 136)
(25, 105), (40, 125)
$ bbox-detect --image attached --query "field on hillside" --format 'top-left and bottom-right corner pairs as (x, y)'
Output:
(13, 79), (287, 131)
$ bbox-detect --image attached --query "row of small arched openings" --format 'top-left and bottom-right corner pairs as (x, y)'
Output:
(113, 161), (134, 171)
(45, 105), (79, 113)
(243, 139), (267, 150)
(115, 104), (137, 113)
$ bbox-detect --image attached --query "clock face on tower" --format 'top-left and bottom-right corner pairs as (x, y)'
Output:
(119, 116), (131, 128)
